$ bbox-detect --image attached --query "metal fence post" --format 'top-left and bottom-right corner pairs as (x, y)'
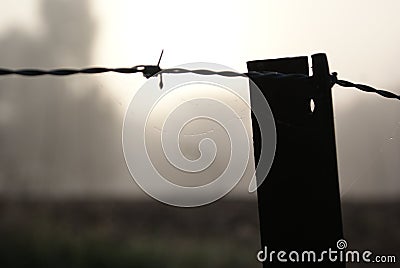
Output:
(248, 53), (345, 267)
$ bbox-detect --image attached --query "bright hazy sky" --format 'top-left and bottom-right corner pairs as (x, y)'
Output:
(1, 0), (400, 105)
(0, 0), (399, 198)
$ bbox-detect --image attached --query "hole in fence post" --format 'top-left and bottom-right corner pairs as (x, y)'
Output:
(310, 98), (315, 113)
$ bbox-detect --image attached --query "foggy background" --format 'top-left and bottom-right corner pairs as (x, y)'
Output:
(0, 0), (399, 267)
(0, 0), (398, 199)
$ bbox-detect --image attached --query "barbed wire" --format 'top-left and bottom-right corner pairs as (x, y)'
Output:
(0, 65), (161, 78)
(331, 72), (400, 101)
(0, 65), (399, 101)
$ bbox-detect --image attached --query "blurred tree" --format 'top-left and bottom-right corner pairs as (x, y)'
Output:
(0, 0), (124, 198)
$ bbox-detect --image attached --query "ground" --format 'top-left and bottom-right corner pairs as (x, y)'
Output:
(0, 199), (398, 267)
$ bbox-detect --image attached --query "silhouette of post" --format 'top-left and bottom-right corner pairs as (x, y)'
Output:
(248, 54), (345, 267)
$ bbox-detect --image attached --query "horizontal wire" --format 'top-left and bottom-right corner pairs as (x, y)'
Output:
(162, 68), (309, 80)
(162, 68), (400, 101)
(0, 66), (148, 76)
(331, 72), (400, 101)
(0, 65), (398, 101)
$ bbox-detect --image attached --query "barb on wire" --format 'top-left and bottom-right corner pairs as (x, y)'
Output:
(0, 50), (165, 79)
(0, 64), (163, 79)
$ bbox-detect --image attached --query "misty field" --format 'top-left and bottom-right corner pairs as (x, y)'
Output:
(0, 199), (398, 268)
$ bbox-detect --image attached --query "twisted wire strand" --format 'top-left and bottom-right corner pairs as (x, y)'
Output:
(0, 66), (148, 76)
(162, 68), (400, 101)
(161, 68), (309, 80)
(331, 72), (400, 101)
(0, 65), (399, 101)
